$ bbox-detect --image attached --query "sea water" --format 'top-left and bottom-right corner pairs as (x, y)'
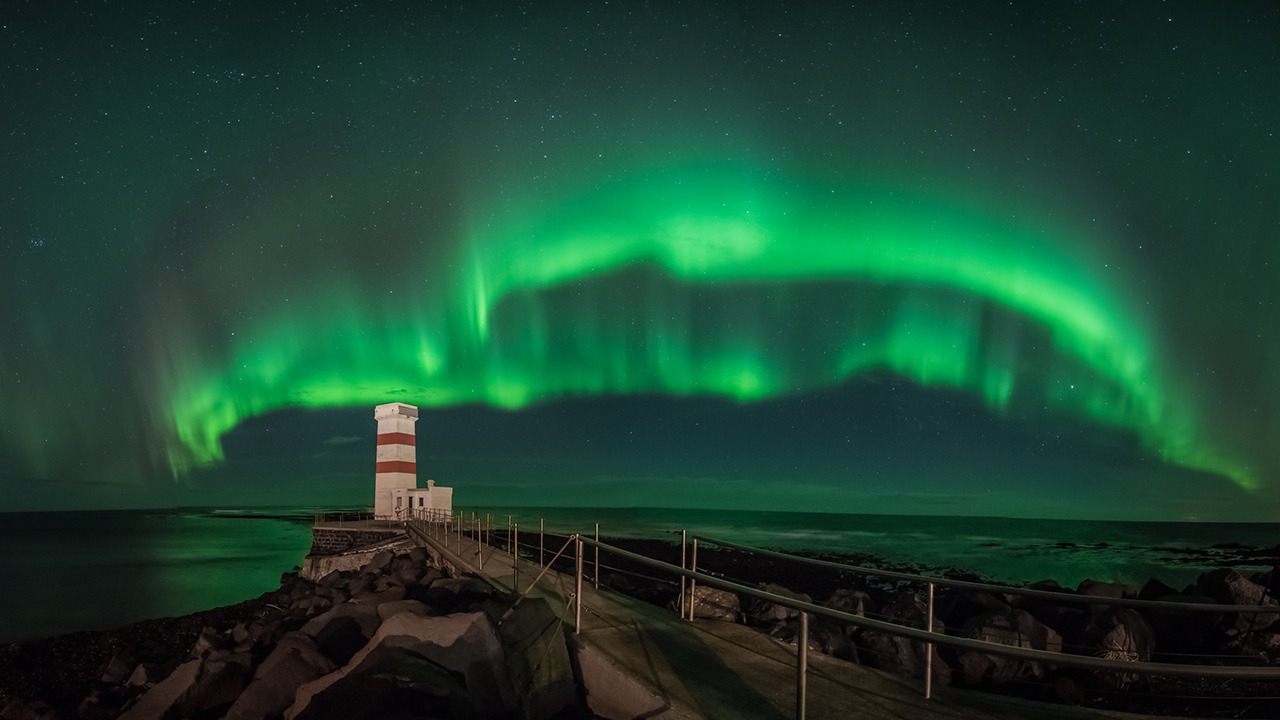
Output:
(484, 506), (1280, 592)
(2, 506), (1277, 643)
(0, 508), (315, 643)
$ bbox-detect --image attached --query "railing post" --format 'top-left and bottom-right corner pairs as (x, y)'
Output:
(797, 611), (808, 720)
(508, 515), (513, 558)
(680, 530), (688, 618)
(575, 536), (584, 634)
(925, 581), (935, 700)
(688, 538), (699, 621)
(539, 518), (545, 568)
(513, 523), (519, 592)
(476, 517), (484, 571)
(594, 522), (600, 590)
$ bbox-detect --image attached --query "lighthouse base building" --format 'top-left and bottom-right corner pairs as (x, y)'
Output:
(373, 402), (453, 520)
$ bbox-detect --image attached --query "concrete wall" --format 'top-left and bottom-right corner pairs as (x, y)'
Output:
(310, 527), (406, 556)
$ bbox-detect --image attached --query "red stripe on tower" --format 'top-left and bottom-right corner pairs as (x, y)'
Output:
(375, 460), (416, 474)
(376, 432), (416, 446)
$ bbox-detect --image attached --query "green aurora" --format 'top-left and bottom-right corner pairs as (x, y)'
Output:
(2, 1), (1277, 517)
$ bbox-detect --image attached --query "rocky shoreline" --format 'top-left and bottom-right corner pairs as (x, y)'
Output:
(1, 545), (586, 720)
(5, 533), (1280, 719)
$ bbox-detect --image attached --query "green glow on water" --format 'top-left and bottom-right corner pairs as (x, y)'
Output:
(158, 165), (1250, 489)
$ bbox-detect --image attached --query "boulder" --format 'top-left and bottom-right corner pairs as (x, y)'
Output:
(377, 599), (431, 621)
(343, 610), (516, 719)
(941, 589), (1009, 628)
(99, 653), (134, 684)
(1139, 578), (1179, 601)
(1195, 569), (1280, 633)
(363, 551), (395, 575)
(413, 576), (496, 611)
(125, 663), (163, 688)
(1080, 607), (1155, 689)
(684, 586), (741, 621)
(1148, 594), (1222, 655)
(955, 609), (1062, 686)
(1076, 580), (1132, 613)
(225, 633), (336, 720)
(497, 597), (580, 720)
(290, 646), (479, 720)
(358, 586), (408, 607)
(172, 658), (248, 718)
(117, 660), (202, 720)
(824, 588), (875, 618)
(746, 583), (811, 627)
(302, 602), (382, 639)
(855, 591), (949, 685)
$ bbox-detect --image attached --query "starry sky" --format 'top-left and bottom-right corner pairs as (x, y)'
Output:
(1, 1), (1277, 519)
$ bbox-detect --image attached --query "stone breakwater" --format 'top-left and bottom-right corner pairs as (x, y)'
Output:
(1, 547), (587, 720)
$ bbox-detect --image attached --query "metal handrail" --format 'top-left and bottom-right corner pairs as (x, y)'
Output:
(581, 536), (1280, 680)
(692, 534), (1280, 615)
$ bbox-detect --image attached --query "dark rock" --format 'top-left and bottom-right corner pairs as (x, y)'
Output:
(376, 599), (431, 621)
(1, 699), (45, 720)
(941, 589), (1009, 628)
(414, 576), (496, 612)
(1139, 578), (1179, 601)
(681, 586), (741, 621)
(497, 597), (580, 720)
(320, 610), (516, 719)
(99, 653), (134, 685)
(173, 658), (247, 718)
(124, 663), (163, 688)
(855, 591), (949, 685)
(1076, 580), (1132, 612)
(225, 633), (336, 720)
(1148, 594), (1222, 655)
(1195, 568), (1280, 633)
(824, 588), (874, 616)
(745, 583), (811, 627)
(363, 551), (395, 575)
(1028, 605), (1084, 648)
(1080, 607), (1155, 689)
(955, 609), (1062, 685)
(301, 603), (382, 666)
(117, 659), (202, 720)
(290, 646), (479, 720)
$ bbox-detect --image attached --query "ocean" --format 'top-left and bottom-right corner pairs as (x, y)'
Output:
(1, 506), (1277, 644)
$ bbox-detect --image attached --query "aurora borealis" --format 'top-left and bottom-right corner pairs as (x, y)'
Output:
(2, 2), (1277, 518)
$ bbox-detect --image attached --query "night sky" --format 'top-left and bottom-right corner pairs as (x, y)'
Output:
(2, 2), (1277, 519)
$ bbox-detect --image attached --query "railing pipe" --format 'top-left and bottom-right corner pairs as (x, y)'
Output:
(575, 537), (584, 633)
(797, 611), (808, 720)
(925, 581), (934, 700)
(680, 529), (688, 619)
(540, 518), (545, 568)
(688, 538), (699, 621)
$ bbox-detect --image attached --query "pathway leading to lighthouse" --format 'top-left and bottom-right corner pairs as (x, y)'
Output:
(404, 519), (1173, 720)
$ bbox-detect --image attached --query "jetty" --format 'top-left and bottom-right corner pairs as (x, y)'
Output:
(371, 515), (1172, 720)
(291, 402), (1280, 719)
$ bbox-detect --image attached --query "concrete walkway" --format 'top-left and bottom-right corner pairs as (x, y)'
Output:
(406, 522), (1176, 720)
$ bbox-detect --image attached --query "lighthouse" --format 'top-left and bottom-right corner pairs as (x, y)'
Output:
(373, 402), (452, 520)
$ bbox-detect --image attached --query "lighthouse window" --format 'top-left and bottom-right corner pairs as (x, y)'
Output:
(418, 497), (424, 507)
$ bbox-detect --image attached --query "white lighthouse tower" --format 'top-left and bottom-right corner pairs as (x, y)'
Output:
(373, 402), (452, 520)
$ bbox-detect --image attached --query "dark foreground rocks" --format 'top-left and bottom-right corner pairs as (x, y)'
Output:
(1, 547), (586, 720)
